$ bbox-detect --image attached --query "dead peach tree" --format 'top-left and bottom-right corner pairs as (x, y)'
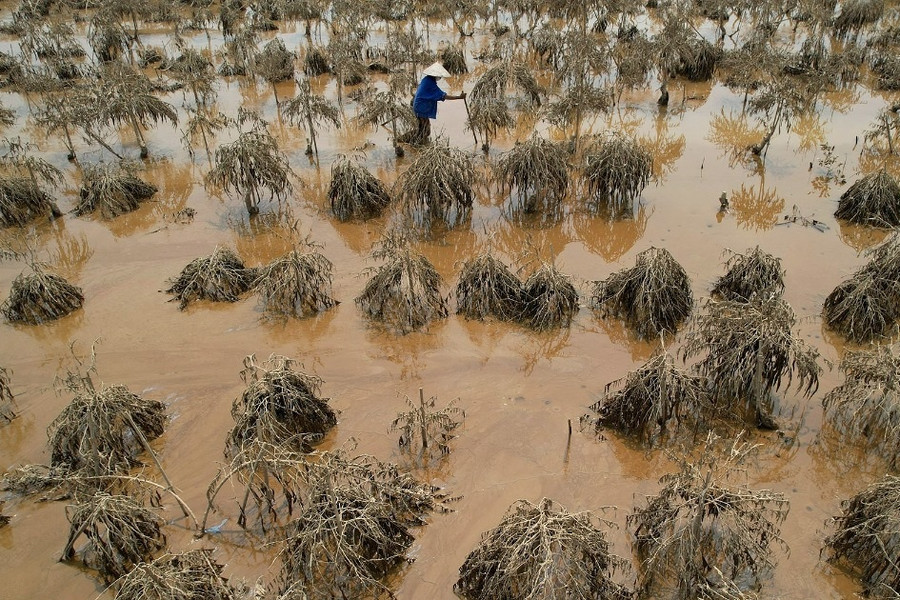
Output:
(583, 349), (710, 445)
(628, 434), (789, 599)
(205, 111), (296, 215)
(456, 497), (630, 600)
(822, 345), (900, 470)
(825, 474), (900, 599)
(682, 296), (821, 429)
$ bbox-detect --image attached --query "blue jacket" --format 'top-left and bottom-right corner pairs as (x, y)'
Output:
(413, 76), (446, 119)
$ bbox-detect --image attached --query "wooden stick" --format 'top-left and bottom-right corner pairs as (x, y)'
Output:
(463, 96), (478, 146)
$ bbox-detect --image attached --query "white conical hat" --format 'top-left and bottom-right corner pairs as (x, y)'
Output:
(422, 62), (451, 78)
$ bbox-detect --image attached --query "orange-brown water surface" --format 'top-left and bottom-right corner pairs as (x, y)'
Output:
(1, 8), (900, 600)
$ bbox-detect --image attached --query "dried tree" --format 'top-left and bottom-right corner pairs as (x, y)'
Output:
(468, 59), (541, 151)
(825, 474), (900, 599)
(0, 365), (15, 423)
(822, 345), (900, 469)
(48, 366), (166, 482)
(74, 161), (158, 219)
(205, 112), (295, 215)
(166, 246), (256, 309)
(394, 138), (475, 227)
(584, 349), (710, 445)
(356, 74), (416, 157)
(87, 62), (178, 158)
(456, 497), (630, 600)
(495, 134), (569, 217)
(592, 247), (693, 339)
(711, 246), (785, 302)
(277, 447), (454, 600)
(254, 246), (336, 318)
(2, 263), (84, 324)
(256, 37), (295, 102)
(682, 296), (821, 429)
(326, 155), (391, 220)
(628, 434), (789, 599)
(280, 77), (341, 157)
(456, 251), (522, 321)
(390, 388), (464, 460)
(0, 137), (63, 225)
(62, 491), (166, 583)
(115, 549), (240, 600)
(356, 232), (448, 334)
(582, 133), (652, 217)
(228, 354), (336, 455)
(835, 169), (900, 227)
(520, 262), (580, 331)
(823, 232), (900, 343)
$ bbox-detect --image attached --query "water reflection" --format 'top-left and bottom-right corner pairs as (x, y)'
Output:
(707, 107), (765, 166)
(729, 181), (785, 230)
(515, 327), (571, 376)
(836, 219), (891, 252)
(639, 113), (686, 180)
(365, 323), (445, 381)
(227, 210), (296, 266)
(792, 112), (826, 154)
(572, 204), (651, 262)
(587, 317), (660, 361)
(493, 212), (572, 267)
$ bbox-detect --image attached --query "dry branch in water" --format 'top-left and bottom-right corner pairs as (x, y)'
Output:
(583, 350), (710, 445)
(0, 365), (14, 423)
(277, 448), (454, 599)
(356, 233), (448, 334)
(74, 161), (158, 219)
(628, 434), (789, 599)
(711, 246), (785, 302)
(440, 45), (467, 74)
(256, 38), (294, 83)
(49, 382), (166, 480)
(520, 262), (579, 331)
(394, 138), (475, 226)
(826, 474), (900, 599)
(1, 263), (83, 324)
(455, 497), (630, 600)
(253, 248), (336, 318)
(62, 491), (166, 583)
(495, 134), (569, 216)
(682, 296), (821, 429)
(115, 548), (239, 600)
(456, 252), (522, 321)
(391, 388), (464, 460)
(166, 246), (256, 309)
(824, 232), (900, 342)
(304, 45), (330, 76)
(835, 169), (900, 227)
(203, 441), (307, 534)
(822, 345), (900, 469)
(327, 156), (391, 221)
(592, 247), (693, 339)
(228, 354), (336, 456)
(583, 133), (652, 217)
(205, 120), (294, 215)
(0, 177), (59, 227)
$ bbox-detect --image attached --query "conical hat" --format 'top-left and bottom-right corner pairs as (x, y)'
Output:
(422, 62), (451, 78)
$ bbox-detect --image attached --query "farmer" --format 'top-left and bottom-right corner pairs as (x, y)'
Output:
(413, 62), (466, 144)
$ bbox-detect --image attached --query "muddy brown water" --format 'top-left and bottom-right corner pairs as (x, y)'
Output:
(1, 16), (899, 600)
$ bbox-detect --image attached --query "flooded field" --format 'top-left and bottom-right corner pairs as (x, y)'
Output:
(1, 2), (900, 599)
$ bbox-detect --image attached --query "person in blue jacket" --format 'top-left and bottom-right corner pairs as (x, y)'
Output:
(413, 62), (466, 144)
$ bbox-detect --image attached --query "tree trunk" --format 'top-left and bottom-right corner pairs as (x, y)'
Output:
(129, 114), (149, 158)
(418, 388), (428, 451)
(62, 125), (76, 161)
